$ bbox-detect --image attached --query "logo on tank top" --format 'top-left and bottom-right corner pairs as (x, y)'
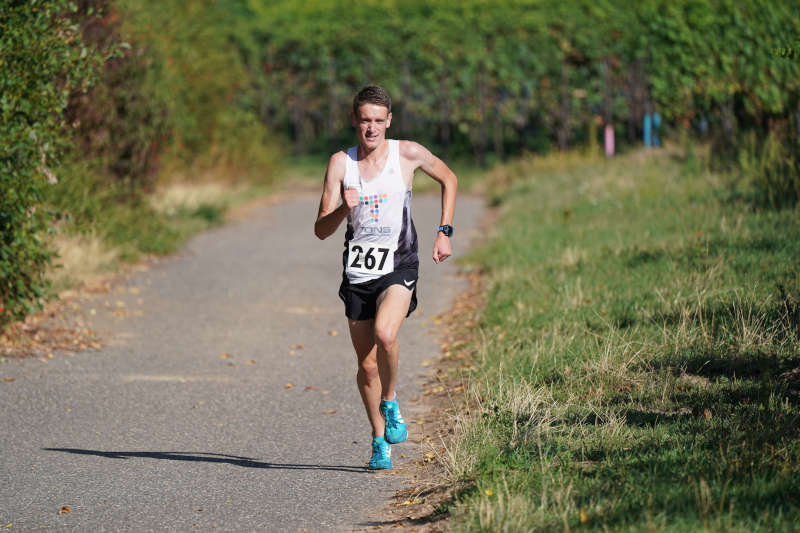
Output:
(360, 193), (388, 223)
(359, 226), (392, 235)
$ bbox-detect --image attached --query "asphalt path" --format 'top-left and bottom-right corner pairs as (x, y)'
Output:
(0, 190), (485, 532)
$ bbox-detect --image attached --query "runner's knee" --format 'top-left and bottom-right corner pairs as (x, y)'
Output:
(358, 357), (379, 378)
(374, 324), (398, 350)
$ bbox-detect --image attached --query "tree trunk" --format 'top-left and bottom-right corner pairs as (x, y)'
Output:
(492, 102), (504, 160)
(326, 58), (337, 138)
(626, 58), (645, 144)
(439, 74), (452, 159)
(475, 69), (489, 166)
(556, 60), (570, 151)
(400, 61), (413, 138)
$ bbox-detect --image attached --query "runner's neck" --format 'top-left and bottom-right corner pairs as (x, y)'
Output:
(357, 139), (389, 163)
(357, 140), (392, 181)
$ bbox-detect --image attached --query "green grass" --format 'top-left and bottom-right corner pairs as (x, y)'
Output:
(445, 149), (800, 531)
(41, 155), (279, 294)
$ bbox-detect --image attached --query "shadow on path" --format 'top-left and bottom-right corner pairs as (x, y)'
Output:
(44, 448), (368, 473)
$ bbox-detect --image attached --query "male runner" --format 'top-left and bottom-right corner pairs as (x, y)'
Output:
(314, 86), (457, 470)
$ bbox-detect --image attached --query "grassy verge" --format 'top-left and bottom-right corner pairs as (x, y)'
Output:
(444, 149), (800, 531)
(42, 157), (282, 295)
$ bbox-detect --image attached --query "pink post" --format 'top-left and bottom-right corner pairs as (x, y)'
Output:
(604, 124), (615, 157)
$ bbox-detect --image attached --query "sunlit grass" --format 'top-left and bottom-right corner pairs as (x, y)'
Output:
(43, 167), (277, 294)
(444, 148), (800, 531)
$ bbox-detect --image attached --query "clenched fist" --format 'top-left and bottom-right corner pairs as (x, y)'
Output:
(342, 185), (360, 211)
(432, 232), (452, 263)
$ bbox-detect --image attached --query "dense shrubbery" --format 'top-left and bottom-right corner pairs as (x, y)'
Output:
(1, 0), (279, 329)
(238, 0), (800, 205)
(1, 1), (104, 324)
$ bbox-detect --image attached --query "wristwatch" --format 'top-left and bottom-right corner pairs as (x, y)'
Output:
(437, 225), (454, 237)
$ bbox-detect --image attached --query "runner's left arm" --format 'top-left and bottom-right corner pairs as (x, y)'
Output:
(400, 141), (458, 263)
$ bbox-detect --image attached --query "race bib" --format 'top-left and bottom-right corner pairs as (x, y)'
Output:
(346, 241), (394, 276)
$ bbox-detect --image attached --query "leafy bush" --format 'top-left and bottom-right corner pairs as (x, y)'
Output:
(739, 132), (800, 209)
(238, 0), (800, 174)
(0, 1), (103, 327)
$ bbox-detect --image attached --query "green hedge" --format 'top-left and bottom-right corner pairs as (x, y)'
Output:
(0, 0), (104, 326)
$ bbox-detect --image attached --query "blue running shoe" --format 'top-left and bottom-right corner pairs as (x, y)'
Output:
(369, 436), (392, 470)
(380, 398), (408, 444)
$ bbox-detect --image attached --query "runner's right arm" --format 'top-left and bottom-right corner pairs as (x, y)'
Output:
(314, 152), (358, 240)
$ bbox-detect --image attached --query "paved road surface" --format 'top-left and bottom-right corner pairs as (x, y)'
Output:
(0, 191), (484, 532)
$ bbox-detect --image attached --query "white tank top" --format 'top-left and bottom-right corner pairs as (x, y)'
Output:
(342, 140), (419, 284)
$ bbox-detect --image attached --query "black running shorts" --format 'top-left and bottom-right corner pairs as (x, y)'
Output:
(338, 269), (418, 321)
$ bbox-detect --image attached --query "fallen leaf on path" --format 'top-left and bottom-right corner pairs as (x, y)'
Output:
(323, 409), (336, 414)
(304, 386), (316, 391)
(129, 287), (140, 294)
(289, 350), (296, 356)
(327, 329), (338, 336)
(227, 362), (235, 367)
(220, 353), (231, 359)
(46, 353), (54, 359)
(321, 390), (330, 395)
(58, 506), (70, 515)
(3, 377), (14, 383)
(247, 360), (256, 365)
(285, 383), (294, 389)
(416, 420), (424, 424)
(290, 344), (304, 350)
(580, 509), (589, 523)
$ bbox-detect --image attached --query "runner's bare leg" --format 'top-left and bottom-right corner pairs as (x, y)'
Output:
(347, 319), (383, 437)
(374, 285), (413, 401)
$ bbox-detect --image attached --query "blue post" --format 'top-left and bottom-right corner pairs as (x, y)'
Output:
(652, 112), (661, 147)
(643, 113), (652, 148)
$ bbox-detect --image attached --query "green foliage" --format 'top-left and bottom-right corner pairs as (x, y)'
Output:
(738, 132), (800, 208)
(237, 0), (800, 197)
(452, 151), (800, 530)
(112, 0), (280, 181)
(0, 0), (103, 326)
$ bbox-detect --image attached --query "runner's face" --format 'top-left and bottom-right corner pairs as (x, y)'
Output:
(352, 104), (391, 150)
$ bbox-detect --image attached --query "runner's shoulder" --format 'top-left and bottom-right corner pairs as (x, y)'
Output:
(398, 140), (433, 165)
(325, 150), (348, 182)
